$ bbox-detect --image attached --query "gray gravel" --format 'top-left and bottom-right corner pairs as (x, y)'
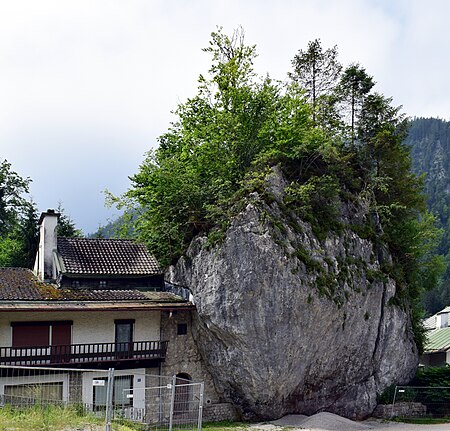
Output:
(248, 413), (450, 431)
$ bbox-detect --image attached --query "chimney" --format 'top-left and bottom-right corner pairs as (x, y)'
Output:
(34, 209), (60, 281)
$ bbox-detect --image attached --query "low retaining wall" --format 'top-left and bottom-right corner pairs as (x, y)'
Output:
(203, 403), (240, 422)
(373, 402), (427, 418)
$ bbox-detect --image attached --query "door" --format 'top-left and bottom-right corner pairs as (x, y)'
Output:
(174, 373), (192, 417)
(115, 320), (134, 359)
(51, 322), (72, 363)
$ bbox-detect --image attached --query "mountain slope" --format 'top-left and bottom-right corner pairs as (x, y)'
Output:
(406, 118), (450, 313)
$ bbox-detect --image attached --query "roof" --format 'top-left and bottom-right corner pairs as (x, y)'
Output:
(423, 315), (437, 331)
(56, 237), (161, 277)
(0, 268), (192, 311)
(423, 306), (450, 331)
(424, 327), (450, 353)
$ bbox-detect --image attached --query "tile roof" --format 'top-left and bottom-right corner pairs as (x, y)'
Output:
(0, 268), (187, 306)
(56, 237), (161, 276)
(425, 327), (450, 353)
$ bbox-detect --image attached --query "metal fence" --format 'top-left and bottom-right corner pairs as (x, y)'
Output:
(116, 374), (204, 431)
(392, 385), (450, 418)
(0, 365), (204, 431)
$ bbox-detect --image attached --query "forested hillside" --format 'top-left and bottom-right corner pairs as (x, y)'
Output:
(406, 118), (450, 314)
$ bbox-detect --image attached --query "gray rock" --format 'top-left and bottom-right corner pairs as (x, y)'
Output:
(167, 176), (418, 420)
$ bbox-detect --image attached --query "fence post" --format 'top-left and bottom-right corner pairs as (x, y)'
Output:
(169, 375), (177, 431)
(105, 368), (115, 431)
(197, 382), (204, 431)
(391, 385), (398, 419)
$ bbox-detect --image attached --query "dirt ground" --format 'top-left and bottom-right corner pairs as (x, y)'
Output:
(247, 413), (450, 431)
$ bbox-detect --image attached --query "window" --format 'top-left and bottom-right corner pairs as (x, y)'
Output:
(99, 280), (107, 288)
(11, 321), (72, 348)
(177, 323), (188, 336)
(12, 323), (49, 347)
(72, 281), (80, 288)
(5, 382), (63, 404)
(93, 376), (133, 409)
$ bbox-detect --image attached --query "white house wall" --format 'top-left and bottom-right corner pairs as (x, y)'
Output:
(0, 310), (161, 346)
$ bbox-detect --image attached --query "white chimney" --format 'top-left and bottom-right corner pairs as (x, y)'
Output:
(34, 209), (59, 281)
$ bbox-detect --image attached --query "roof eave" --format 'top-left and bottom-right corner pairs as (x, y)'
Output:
(61, 273), (163, 279)
(0, 300), (195, 312)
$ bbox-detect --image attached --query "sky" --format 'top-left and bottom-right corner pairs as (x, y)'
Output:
(1, 0), (450, 233)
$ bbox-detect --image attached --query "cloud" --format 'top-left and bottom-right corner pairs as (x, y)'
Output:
(0, 0), (448, 232)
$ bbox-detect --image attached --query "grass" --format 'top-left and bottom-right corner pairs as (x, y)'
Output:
(0, 404), (141, 431)
(202, 421), (249, 431)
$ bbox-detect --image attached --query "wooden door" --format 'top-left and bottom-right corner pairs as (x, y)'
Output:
(51, 323), (72, 363)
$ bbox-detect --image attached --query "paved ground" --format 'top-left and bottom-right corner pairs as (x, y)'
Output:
(247, 413), (450, 431)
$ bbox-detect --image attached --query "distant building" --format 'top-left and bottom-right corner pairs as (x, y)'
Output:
(421, 306), (450, 366)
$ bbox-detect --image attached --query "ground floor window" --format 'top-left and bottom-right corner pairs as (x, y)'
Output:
(93, 375), (133, 409)
(4, 382), (63, 405)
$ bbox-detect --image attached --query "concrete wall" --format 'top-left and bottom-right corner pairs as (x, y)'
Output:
(0, 310), (161, 346)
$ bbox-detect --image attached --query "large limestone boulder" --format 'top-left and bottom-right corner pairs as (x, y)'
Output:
(167, 178), (418, 420)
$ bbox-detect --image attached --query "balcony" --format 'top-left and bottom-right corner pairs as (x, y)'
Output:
(0, 340), (168, 369)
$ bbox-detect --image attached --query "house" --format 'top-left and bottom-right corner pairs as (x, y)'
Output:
(421, 306), (450, 366)
(0, 210), (231, 420)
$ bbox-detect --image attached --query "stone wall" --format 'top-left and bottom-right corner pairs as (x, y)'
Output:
(373, 402), (427, 418)
(160, 309), (234, 421)
(203, 403), (240, 422)
(68, 371), (83, 404)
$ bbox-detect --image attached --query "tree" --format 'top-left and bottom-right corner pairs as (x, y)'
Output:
(0, 160), (38, 268)
(56, 203), (83, 237)
(0, 160), (31, 236)
(338, 64), (375, 146)
(289, 39), (341, 125)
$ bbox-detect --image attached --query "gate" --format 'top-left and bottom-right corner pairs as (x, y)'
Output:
(115, 374), (204, 431)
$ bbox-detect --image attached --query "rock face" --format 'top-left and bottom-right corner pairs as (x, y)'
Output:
(167, 171), (418, 420)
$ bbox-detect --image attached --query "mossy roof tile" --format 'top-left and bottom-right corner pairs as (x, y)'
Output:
(0, 268), (185, 304)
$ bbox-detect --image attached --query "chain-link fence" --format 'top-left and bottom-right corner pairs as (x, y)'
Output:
(392, 385), (450, 419)
(115, 373), (204, 431)
(0, 365), (204, 431)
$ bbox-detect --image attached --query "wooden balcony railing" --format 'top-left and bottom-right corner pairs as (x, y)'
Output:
(0, 340), (168, 367)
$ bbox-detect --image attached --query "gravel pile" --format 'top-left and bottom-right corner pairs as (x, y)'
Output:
(297, 412), (371, 430)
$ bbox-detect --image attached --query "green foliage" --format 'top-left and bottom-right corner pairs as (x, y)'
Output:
(111, 29), (442, 350)
(56, 203), (83, 238)
(289, 39), (341, 125)
(0, 162), (83, 268)
(0, 161), (39, 268)
(0, 403), (139, 431)
(409, 366), (450, 416)
(284, 174), (341, 240)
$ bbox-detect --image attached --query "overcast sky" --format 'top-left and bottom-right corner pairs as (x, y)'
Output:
(1, 0), (449, 233)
